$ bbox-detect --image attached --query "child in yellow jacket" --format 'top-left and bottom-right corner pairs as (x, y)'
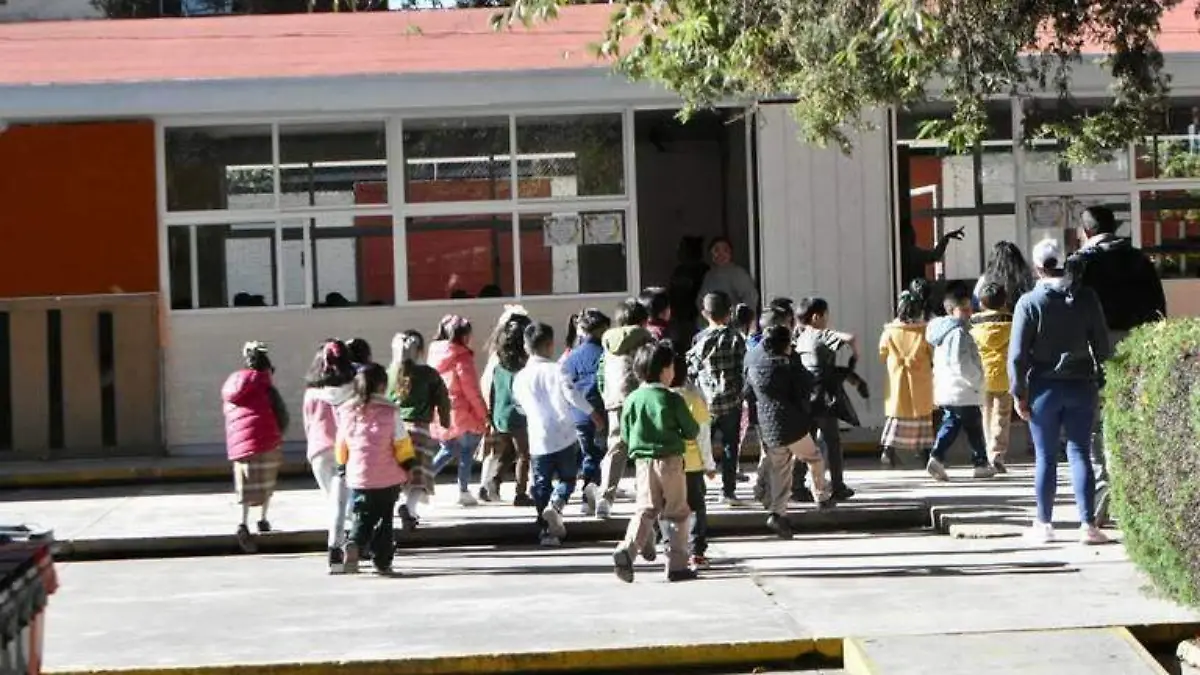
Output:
(969, 283), (1014, 473)
(673, 357), (716, 569)
(878, 290), (936, 467)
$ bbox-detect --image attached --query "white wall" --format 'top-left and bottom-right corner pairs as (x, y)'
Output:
(165, 296), (615, 452)
(0, 0), (100, 22)
(756, 104), (894, 428)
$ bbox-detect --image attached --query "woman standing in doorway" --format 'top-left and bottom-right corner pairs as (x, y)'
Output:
(697, 237), (759, 318)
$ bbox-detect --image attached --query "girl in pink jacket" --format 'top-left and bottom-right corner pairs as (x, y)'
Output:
(302, 339), (355, 574)
(335, 363), (414, 576)
(428, 314), (489, 507)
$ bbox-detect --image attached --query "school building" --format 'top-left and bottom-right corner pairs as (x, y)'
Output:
(1, 4), (1199, 459)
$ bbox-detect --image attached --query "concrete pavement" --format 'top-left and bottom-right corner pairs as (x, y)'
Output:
(44, 531), (1200, 674)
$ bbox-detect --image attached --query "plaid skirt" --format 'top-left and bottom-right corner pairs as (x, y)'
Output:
(233, 447), (283, 507)
(880, 417), (936, 452)
(405, 422), (438, 501)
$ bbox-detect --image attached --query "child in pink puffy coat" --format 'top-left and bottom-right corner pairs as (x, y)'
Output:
(428, 314), (489, 507)
(222, 341), (287, 553)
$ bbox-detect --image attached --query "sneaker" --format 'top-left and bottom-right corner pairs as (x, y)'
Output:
(397, 505), (418, 532)
(690, 554), (710, 570)
(613, 549), (635, 583)
(1080, 524), (1110, 546)
(343, 542), (361, 574)
(513, 493), (535, 508)
(235, 524), (257, 554)
(595, 498), (613, 520)
(722, 495), (747, 508)
(640, 539), (658, 563)
(542, 503), (567, 539)
(972, 465), (997, 479)
(477, 486), (492, 503)
(580, 484), (598, 517)
(736, 472), (751, 483)
(256, 519), (272, 534)
(926, 458), (949, 482)
(327, 547), (346, 575)
(992, 458), (1008, 474)
(458, 491), (479, 507)
(539, 533), (562, 547)
(1094, 485), (1112, 528)
(667, 568), (699, 582)
(1025, 522), (1055, 545)
(791, 486), (815, 503)
(831, 484), (856, 502)
(816, 497), (836, 511)
(766, 514), (794, 540)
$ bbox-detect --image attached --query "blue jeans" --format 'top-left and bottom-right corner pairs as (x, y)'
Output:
(931, 405), (988, 467)
(576, 421), (606, 488)
(712, 410), (742, 498)
(532, 446), (579, 528)
(432, 432), (481, 493)
(1028, 380), (1098, 526)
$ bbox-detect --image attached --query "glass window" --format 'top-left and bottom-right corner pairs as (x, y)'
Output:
(280, 225), (307, 307)
(165, 126), (273, 212)
(1022, 98), (1130, 182)
(306, 214), (394, 308)
(515, 114), (624, 198)
(1026, 195), (1131, 255)
(403, 118), (510, 203)
(163, 222), (281, 309)
(518, 211), (628, 295)
(406, 214), (515, 301)
(167, 226), (192, 310)
(279, 122), (387, 209)
(1136, 99), (1200, 180)
(1139, 190), (1200, 279)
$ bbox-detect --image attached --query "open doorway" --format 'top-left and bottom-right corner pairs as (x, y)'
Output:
(634, 109), (752, 337)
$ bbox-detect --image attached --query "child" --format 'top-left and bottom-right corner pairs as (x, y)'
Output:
(745, 325), (832, 540)
(512, 323), (601, 546)
(335, 364), (415, 575)
(732, 302), (759, 486)
(732, 303), (757, 341)
(481, 314), (534, 504)
(596, 298), (654, 519)
(428, 315), (490, 506)
(687, 291), (747, 506)
(560, 312), (580, 363)
(639, 286), (671, 341)
(878, 291), (936, 468)
(389, 330), (451, 531)
(671, 353), (715, 569)
(925, 285), (994, 480)
(479, 306), (533, 506)
(612, 341), (699, 583)
(302, 339), (356, 573)
(347, 338), (373, 367)
(563, 308), (612, 515)
(221, 341), (287, 554)
(970, 283), (1014, 474)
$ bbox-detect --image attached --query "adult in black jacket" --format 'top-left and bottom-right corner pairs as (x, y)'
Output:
(744, 325), (832, 539)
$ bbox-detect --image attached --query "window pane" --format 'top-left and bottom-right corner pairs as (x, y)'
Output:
(279, 122), (387, 208)
(280, 226), (307, 307)
(1022, 99), (1129, 182)
(403, 118), (510, 203)
(308, 215), (394, 307)
(166, 126), (273, 211)
(1026, 195), (1131, 256)
(167, 226), (192, 310)
(1139, 190), (1200, 279)
(937, 215), (983, 281)
(519, 211), (628, 295)
(515, 114), (624, 198)
(406, 214), (515, 301)
(169, 222), (278, 309)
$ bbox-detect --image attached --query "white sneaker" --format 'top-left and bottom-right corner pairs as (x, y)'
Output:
(1080, 524), (1110, 546)
(595, 498), (613, 520)
(972, 465), (996, 479)
(542, 504), (567, 539)
(539, 534), (562, 547)
(1025, 522), (1055, 544)
(580, 484), (598, 516)
(457, 491), (479, 507)
(926, 458), (949, 482)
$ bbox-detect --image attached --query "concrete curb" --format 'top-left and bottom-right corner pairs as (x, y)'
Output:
(51, 500), (931, 561)
(48, 638), (844, 675)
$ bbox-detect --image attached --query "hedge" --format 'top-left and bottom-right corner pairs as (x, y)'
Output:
(1105, 318), (1200, 607)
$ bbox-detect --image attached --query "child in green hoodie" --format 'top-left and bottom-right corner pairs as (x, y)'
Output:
(595, 298), (655, 518)
(612, 341), (700, 583)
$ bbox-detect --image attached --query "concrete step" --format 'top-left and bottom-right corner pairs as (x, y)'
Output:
(843, 628), (1167, 675)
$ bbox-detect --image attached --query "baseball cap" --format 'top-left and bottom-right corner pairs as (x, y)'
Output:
(1031, 238), (1063, 270)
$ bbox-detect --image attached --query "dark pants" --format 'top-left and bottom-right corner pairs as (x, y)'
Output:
(931, 405), (988, 467)
(350, 485), (400, 568)
(531, 446), (579, 529)
(686, 471), (708, 556)
(576, 421), (606, 488)
(712, 410), (742, 498)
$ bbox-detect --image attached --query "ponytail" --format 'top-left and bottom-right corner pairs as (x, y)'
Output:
(390, 330), (425, 401)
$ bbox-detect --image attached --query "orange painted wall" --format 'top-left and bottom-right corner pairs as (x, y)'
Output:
(0, 121), (158, 298)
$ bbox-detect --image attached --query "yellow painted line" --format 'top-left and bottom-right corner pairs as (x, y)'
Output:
(49, 638), (842, 675)
(840, 637), (880, 675)
(1111, 626), (1173, 674)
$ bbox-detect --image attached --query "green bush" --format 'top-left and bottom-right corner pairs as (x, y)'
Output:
(1105, 318), (1200, 606)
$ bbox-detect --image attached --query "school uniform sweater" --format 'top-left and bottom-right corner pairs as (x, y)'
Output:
(621, 383), (700, 461)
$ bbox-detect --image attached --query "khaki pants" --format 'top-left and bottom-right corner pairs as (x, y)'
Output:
(599, 410), (628, 502)
(981, 392), (1013, 462)
(758, 435), (828, 515)
(617, 456), (691, 573)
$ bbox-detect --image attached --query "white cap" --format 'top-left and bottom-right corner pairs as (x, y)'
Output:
(1032, 238), (1063, 270)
